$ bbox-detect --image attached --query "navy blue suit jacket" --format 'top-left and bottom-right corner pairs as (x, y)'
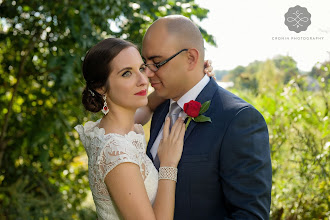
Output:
(147, 77), (272, 219)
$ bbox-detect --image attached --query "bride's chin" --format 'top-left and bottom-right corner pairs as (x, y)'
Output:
(139, 98), (148, 106)
(131, 100), (148, 109)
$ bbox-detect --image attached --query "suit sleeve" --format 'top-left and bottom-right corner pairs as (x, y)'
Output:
(220, 107), (272, 220)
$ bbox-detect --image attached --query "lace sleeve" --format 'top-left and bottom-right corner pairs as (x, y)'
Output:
(74, 125), (85, 144)
(97, 136), (141, 182)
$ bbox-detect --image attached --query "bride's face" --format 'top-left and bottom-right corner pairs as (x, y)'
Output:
(105, 46), (149, 110)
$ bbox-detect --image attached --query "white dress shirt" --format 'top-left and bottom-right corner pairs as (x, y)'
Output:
(150, 75), (210, 159)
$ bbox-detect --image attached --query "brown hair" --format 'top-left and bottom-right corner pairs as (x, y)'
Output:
(81, 38), (136, 112)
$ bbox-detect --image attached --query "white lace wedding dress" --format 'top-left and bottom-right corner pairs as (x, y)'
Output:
(75, 120), (158, 220)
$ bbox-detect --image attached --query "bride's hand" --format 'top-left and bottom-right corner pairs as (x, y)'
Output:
(157, 117), (185, 167)
(204, 60), (216, 80)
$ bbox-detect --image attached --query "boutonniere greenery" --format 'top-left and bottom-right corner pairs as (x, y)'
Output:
(183, 100), (212, 130)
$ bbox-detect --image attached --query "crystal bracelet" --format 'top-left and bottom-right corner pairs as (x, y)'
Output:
(158, 166), (178, 182)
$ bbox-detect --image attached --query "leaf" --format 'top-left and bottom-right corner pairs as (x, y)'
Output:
(199, 100), (211, 114)
(23, 6), (31, 12)
(0, 0), (216, 217)
(193, 115), (212, 123)
(60, 57), (75, 87)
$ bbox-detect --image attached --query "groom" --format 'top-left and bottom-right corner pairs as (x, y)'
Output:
(142, 15), (272, 219)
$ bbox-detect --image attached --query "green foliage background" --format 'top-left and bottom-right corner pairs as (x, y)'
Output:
(0, 0), (214, 219)
(227, 57), (330, 219)
(0, 0), (329, 219)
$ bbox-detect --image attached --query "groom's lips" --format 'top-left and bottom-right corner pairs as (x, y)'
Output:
(150, 81), (162, 88)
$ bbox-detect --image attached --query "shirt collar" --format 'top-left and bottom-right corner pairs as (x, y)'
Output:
(170, 74), (210, 109)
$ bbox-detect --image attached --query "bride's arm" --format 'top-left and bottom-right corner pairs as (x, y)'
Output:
(104, 163), (158, 219)
(104, 118), (185, 220)
(134, 91), (166, 125)
(104, 163), (177, 220)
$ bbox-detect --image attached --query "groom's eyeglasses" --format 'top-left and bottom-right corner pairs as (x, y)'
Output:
(145, 49), (188, 72)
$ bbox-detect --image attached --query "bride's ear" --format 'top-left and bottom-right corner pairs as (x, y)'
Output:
(95, 87), (106, 95)
(95, 78), (110, 96)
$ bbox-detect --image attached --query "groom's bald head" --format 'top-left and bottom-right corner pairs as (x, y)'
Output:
(144, 15), (204, 62)
(142, 15), (205, 100)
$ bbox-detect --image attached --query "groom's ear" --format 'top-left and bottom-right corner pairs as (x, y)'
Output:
(186, 48), (199, 71)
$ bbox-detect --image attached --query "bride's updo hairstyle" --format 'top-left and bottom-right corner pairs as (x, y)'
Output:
(81, 38), (136, 112)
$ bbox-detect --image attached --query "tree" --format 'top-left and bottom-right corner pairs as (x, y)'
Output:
(0, 0), (215, 218)
(229, 60), (330, 219)
(214, 69), (228, 81)
(273, 55), (299, 84)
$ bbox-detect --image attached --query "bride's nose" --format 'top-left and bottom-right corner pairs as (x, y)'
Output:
(137, 71), (148, 86)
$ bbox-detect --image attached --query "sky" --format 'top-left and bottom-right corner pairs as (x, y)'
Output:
(194, 0), (330, 72)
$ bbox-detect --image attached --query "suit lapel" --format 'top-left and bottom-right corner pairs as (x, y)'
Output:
(184, 77), (219, 141)
(147, 77), (219, 154)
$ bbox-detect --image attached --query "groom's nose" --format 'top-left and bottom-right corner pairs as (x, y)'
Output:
(145, 66), (155, 78)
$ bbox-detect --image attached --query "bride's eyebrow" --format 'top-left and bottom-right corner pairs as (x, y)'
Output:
(117, 67), (131, 74)
(117, 63), (145, 73)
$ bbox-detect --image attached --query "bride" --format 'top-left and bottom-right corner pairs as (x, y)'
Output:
(75, 38), (213, 219)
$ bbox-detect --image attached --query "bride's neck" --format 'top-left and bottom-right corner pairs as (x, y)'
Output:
(99, 106), (136, 135)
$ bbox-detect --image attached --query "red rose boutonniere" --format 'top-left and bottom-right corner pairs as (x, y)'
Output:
(183, 100), (212, 130)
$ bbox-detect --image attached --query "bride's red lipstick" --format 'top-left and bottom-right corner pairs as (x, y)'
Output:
(134, 89), (147, 96)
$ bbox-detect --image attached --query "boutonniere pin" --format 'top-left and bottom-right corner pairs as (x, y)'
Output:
(183, 100), (212, 130)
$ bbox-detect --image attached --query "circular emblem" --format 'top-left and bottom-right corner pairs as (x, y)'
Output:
(284, 5), (311, 33)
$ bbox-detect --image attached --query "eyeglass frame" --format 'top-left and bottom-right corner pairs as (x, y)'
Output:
(144, 48), (188, 72)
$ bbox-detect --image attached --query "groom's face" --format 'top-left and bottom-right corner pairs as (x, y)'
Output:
(142, 25), (188, 100)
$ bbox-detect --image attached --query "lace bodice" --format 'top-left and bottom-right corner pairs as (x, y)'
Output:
(75, 120), (158, 220)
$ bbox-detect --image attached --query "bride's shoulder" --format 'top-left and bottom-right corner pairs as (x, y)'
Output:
(74, 119), (106, 139)
(75, 120), (145, 145)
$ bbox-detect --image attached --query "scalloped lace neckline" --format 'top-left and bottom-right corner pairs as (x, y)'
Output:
(102, 128), (143, 138)
(94, 120), (144, 139)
